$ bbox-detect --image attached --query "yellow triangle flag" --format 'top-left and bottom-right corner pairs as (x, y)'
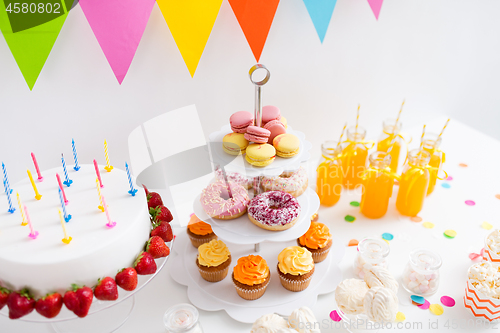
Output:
(157, 0), (223, 77)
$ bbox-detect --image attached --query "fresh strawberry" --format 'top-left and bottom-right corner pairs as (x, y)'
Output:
(142, 184), (150, 195)
(7, 289), (35, 319)
(147, 192), (163, 210)
(94, 277), (118, 301)
(151, 221), (173, 242)
(115, 268), (138, 291)
(146, 236), (170, 259)
(35, 293), (63, 318)
(0, 287), (10, 310)
(134, 252), (157, 275)
(149, 205), (173, 223)
(63, 285), (93, 318)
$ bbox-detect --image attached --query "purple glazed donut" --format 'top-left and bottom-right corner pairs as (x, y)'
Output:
(201, 181), (250, 220)
(247, 191), (301, 231)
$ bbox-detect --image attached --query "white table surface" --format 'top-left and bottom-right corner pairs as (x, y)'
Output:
(2, 115), (500, 333)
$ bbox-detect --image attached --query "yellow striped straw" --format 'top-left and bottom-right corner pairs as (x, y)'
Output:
(419, 124), (427, 150)
(96, 178), (105, 212)
(104, 140), (113, 172)
(355, 104), (360, 132)
(437, 118), (450, 140)
(387, 100), (406, 155)
(335, 123), (347, 150)
(17, 192), (27, 226)
(59, 208), (72, 244)
(394, 100), (405, 130)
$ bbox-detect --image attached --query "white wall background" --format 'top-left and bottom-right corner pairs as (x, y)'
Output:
(1, 0), (500, 184)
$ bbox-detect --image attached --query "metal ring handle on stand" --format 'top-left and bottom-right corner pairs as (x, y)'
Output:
(249, 64), (270, 127)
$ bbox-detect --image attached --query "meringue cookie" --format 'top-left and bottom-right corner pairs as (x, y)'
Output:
(251, 313), (289, 333)
(335, 279), (369, 315)
(363, 287), (399, 322)
(288, 307), (320, 333)
(364, 266), (399, 294)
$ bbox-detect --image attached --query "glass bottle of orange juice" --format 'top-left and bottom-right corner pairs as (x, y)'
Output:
(360, 151), (395, 219)
(341, 126), (369, 189)
(421, 133), (445, 195)
(396, 149), (431, 216)
(316, 141), (343, 206)
(377, 119), (402, 173)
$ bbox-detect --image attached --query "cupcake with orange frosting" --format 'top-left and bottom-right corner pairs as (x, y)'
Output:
(232, 255), (270, 300)
(277, 246), (315, 292)
(297, 222), (332, 263)
(187, 213), (217, 248)
(196, 239), (231, 282)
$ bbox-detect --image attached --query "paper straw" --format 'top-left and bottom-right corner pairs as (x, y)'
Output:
(437, 118), (450, 140)
(335, 123), (347, 150)
(419, 124), (427, 150)
(355, 105), (360, 132)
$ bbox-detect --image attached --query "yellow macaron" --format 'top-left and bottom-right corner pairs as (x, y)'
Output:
(273, 134), (300, 158)
(245, 144), (276, 167)
(223, 133), (249, 155)
(280, 116), (288, 129)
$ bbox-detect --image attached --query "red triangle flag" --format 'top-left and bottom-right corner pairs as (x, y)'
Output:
(228, 0), (280, 61)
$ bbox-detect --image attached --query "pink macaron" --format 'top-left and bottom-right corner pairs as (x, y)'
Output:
(244, 126), (270, 144)
(264, 120), (286, 144)
(230, 111), (254, 133)
(262, 105), (281, 125)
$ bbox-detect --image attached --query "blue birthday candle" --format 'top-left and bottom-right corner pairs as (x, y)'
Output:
(72, 139), (81, 171)
(61, 154), (73, 187)
(58, 188), (72, 222)
(2, 162), (12, 194)
(6, 188), (15, 213)
(125, 162), (137, 196)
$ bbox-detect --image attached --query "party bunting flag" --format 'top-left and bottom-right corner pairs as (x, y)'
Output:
(303, 0), (337, 43)
(157, 0), (222, 77)
(79, 0), (156, 84)
(0, 0), (74, 89)
(367, 0), (384, 20)
(228, 0), (280, 62)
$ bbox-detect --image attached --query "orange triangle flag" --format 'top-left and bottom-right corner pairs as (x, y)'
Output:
(228, 0), (280, 62)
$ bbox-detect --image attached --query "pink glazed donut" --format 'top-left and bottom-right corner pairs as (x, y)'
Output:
(248, 191), (301, 231)
(201, 181), (250, 220)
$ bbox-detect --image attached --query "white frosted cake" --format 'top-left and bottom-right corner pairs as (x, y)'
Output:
(0, 164), (150, 298)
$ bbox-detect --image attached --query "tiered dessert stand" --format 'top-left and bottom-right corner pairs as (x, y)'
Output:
(170, 64), (345, 323)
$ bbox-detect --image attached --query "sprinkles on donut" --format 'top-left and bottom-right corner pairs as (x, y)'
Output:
(200, 181), (250, 220)
(248, 191), (301, 231)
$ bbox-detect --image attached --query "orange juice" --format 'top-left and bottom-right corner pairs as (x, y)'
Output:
(360, 152), (395, 219)
(396, 149), (431, 216)
(421, 134), (445, 195)
(341, 126), (369, 189)
(316, 141), (343, 206)
(377, 119), (402, 173)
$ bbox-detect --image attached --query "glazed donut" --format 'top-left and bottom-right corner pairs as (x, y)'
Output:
(214, 168), (252, 190)
(248, 191), (301, 231)
(201, 181), (250, 220)
(261, 166), (308, 197)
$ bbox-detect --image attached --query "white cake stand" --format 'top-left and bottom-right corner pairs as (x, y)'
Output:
(193, 187), (320, 245)
(170, 232), (344, 323)
(0, 239), (174, 333)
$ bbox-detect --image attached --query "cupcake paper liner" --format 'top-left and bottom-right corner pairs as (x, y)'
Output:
(296, 239), (332, 263)
(277, 265), (315, 292)
(188, 232), (218, 248)
(198, 265), (229, 282)
(232, 276), (270, 300)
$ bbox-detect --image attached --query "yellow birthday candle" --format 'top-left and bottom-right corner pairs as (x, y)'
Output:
(96, 178), (105, 212)
(104, 140), (113, 172)
(27, 169), (42, 200)
(59, 208), (72, 244)
(16, 192), (27, 226)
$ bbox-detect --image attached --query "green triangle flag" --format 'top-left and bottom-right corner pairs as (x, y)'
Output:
(0, 1), (74, 90)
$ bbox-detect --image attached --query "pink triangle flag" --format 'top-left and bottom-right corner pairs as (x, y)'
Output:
(367, 0), (384, 20)
(79, 0), (156, 84)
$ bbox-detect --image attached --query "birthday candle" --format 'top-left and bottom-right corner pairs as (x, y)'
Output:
(2, 162), (12, 194)
(31, 152), (43, 182)
(27, 169), (42, 200)
(6, 187), (15, 213)
(94, 160), (104, 188)
(101, 196), (116, 228)
(61, 154), (73, 187)
(58, 188), (72, 222)
(96, 178), (105, 212)
(16, 192), (27, 226)
(125, 162), (137, 196)
(72, 139), (80, 171)
(56, 173), (69, 205)
(104, 140), (114, 172)
(25, 205), (39, 239)
(59, 209), (72, 244)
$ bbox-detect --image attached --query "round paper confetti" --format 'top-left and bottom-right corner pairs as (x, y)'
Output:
(459, 163), (468, 167)
(440, 296), (456, 307)
(350, 201), (360, 207)
(429, 304), (444, 316)
(441, 183), (451, 189)
(446, 176), (453, 181)
(418, 300), (430, 310)
(348, 239), (359, 247)
(465, 200), (476, 206)
(345, 215), (356, 223)
(496, 194), (500, 200)
(423, 222), (435, 229)
(396, 312), (405, 322)
(482, 222), (493, 230)
(444, 229), (457, 238)
(410, 216), (423, 222)
(330, 310), (342, 322)
(469, 253), (482, 261)
(382, 233), (394, 241)
(410, 295), (425, 305)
